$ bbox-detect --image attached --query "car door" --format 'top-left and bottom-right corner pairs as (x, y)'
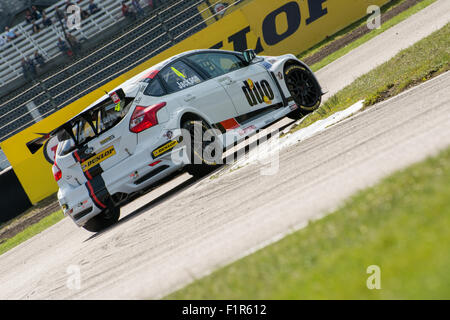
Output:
(158, 60), (238, 125)
(185, 52), (282, 116)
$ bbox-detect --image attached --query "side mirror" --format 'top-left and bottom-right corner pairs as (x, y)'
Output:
(243, 49), (256, 65)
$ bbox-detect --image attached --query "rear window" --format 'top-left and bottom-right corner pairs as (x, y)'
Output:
(57, 97), (134, 154)
(144, 78), (165, 96)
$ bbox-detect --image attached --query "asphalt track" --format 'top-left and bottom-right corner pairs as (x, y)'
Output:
(0, 0), (449, 299)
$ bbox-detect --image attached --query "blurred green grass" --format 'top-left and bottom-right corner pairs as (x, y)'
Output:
(168, 147), (450, 299)
(0, 210), (64, 256)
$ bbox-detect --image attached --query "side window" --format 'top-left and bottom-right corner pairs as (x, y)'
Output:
(187, 53), (246, 78)
(159, 61), (203, 93)
(144, 78), (165, 96)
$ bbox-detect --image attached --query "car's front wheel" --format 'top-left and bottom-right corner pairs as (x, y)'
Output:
(285, 64), (322, 120)
(82, 206), (120, 232)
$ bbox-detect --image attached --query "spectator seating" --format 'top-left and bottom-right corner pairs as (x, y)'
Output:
(0, 0), (130, 86)
(0, 148), (8, 171)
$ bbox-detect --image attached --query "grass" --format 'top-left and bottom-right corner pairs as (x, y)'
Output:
(0, 209), (64, 256)
(168, 147), (450, 299)
(290, 23), (450, 134)
(298, 0), (437, 72)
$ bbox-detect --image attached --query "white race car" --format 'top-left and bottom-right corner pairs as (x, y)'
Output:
(30, 49), (323, 232)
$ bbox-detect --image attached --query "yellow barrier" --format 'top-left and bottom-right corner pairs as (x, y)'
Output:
(197, 0), (250, 26)
(0, 0), (389, 204)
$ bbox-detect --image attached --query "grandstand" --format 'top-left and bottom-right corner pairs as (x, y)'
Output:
(0, 149), (7, 171)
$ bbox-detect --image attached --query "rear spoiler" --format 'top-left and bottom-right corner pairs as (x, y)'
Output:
(25, 88), (126, 154)
(26, 133), (51, 154)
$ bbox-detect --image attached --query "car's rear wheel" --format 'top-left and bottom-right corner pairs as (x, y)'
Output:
(82, 206), (120, 232)
(285, 64), (322, 120)
(181, 119), (220, 177)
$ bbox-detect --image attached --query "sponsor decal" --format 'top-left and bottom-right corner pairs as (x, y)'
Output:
(130, 171), (139, 178)
(163, 130), (173, 140)
(260, 61), (272, 70)
(247, 79), (254, 90)
(290, 103), (299, 111)
(110, 92), (120, 104)
(134, 96), (142, 105)
(242, 79), (275, 107)
(74, 148), (110, 210)
(81, 146), (116, 172)
(43, 135), (59, 165)
(100, 135), (115, 145)
(170, 66), (202, 90)
(109, 92), (122, 112)
(238, 125), (256, 136)
(177, 75), (201, 90)
(171, 67), (186, 78)
(152, 140), (178, 158)
(76, 199), (89, 211)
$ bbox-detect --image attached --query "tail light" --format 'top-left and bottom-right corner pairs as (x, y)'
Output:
(52, 163), (62, 182)
(129, 102), (166, 133)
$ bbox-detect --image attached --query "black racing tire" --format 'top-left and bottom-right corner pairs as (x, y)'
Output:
(181, 119), (220, 177)
(285, 64), (322, 120)
(82, 206), (120, 233)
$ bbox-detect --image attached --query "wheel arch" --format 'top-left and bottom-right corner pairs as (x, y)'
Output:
(179, 111), (211, 128)
(283, 58), (313, 74)
(281, 58), (323, 96)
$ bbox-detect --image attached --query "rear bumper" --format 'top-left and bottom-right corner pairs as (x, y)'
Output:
(58, 142), (184, 227)
(58, 185), (100, 227)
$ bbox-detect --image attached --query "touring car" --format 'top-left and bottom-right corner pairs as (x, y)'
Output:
(28, 49), (323, 232)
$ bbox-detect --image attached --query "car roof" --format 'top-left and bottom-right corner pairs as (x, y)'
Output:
(51, 49), (242, 133)
(78, 49), (241, 113)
